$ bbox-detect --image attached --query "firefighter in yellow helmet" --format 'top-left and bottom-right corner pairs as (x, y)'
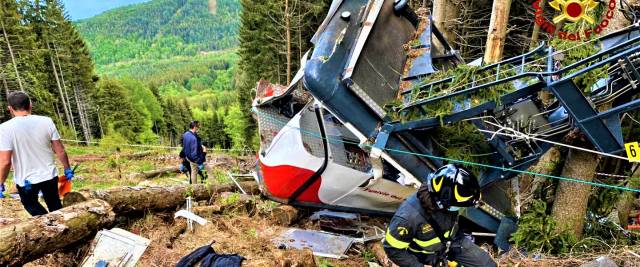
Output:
(383, 164), (496, 267)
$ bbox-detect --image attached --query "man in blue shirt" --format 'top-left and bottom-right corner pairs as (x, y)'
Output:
(182, 121), (205, 184)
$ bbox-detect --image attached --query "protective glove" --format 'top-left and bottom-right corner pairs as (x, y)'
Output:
(64, 168), (75, 181)
(0, 183), (5, 198)
(179, 164), (185, 173)
(24, 180), (32, 192)
(198, 164), (205, 172)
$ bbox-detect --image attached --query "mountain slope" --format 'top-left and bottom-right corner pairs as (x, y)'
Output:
(76, 0), (240, 66)
(62, 0), (151, 20)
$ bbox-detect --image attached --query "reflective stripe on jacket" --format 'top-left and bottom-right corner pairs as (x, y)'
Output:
(383, 193), (458, 265)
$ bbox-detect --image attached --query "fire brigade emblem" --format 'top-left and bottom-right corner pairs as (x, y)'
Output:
(549, 0), (599, 24)
(421, 224), (432, 233)
(397, 227), (409, 236)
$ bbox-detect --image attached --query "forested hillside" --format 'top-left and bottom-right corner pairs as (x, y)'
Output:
(76, 0), (240, 65)
(0, 0), (95, 139)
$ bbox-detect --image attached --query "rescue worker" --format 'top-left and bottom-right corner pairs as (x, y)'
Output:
(383, 164), (497, 267)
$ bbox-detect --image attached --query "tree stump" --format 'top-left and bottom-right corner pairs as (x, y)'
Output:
(271, 205), (299, 226)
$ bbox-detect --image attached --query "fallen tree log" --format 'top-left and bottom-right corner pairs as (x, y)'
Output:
(63, 181), (259, 214)
(128, 166), (180, 179)
(0, 200), (115, 266)
(164, 221), (187, 248)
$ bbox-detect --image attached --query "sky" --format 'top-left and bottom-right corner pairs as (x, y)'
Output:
(61, 0), (151, 20)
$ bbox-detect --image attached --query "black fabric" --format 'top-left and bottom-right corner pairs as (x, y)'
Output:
(208, 254), (245, 267)
(199, 253), (217, 267)
(178, 245), (244, 267)
(176, 245), (214, 267)
(16, 177), (62, 216)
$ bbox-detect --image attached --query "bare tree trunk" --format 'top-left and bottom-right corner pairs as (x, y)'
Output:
(0, 200), (115, 266)
(54, 43), (77, 137)
(432, 0), (459, 46)
(484, 0), (512, 64)
(297, 0), (302, 63)
(1, 20), (24, 92)
(529, 0), (546, 50)
(73, 83), (90, 142)
(96, 106), (104, 138)
(285, 0), (292, 84)
(520, 147), (563, 207)
(47, 42), (74, 131)
(551, 149), (596, 238)
(2, 77), (8, 96)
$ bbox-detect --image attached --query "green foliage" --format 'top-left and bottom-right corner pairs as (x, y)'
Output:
(1, 0), (97, 141)
(76, 0), (240, 65)
(97, 51), (238, 89)
(94, 78), (144, 141)
(362, 249), (376, 263)
(220, 192), (240, 206)
(315, 257), (333, 267)
(432, 122), (493, 174)
(99, 132), (129, 151)
(223, 104), (248, 151)
(396, 64), (517, 121)
(512, 200), (577, 254)
(237, 0), (331, 144)
(550, 39), (607, 92)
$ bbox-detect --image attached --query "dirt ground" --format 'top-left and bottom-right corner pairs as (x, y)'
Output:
(15, 193), (377, 267)
(1, 145), (375, 266)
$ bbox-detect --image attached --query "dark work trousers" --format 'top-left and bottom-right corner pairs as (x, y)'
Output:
(16, 177), (62, 216)
(408, 238), (497, 267)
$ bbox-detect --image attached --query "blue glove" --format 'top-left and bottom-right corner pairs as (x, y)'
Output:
(179, 164), (185, 173)
(0, 183), (5, 198)
(198, 164), (205, 172)
(24, 180), (32, 192)
(64, 168), (74, 181)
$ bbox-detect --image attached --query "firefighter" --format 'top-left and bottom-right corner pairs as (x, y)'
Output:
(383, 164), (497, 267)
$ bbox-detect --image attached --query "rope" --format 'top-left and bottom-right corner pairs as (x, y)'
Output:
(476, 121), (629, 161)
(255, 110), (640, 193)
(60, 139), (255, 152)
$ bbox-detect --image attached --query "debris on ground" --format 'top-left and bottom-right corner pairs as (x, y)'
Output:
(80, 228), (150, 267)
(273, 228), (355, 259)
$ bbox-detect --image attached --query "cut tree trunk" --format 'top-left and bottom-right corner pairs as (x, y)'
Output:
(65, 181), (259, 214)
(484, 0), (512, 64)
(0, 200), (115, 266)
(128, 166), (180, 179)
(271, 204), (299, 226)
(551, 149), (597, 238)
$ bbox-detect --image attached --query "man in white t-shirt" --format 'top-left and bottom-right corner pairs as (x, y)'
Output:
(0, 92), (74, 216)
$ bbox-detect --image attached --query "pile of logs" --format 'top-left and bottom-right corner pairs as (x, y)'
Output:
(0, 181), (258, 266)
